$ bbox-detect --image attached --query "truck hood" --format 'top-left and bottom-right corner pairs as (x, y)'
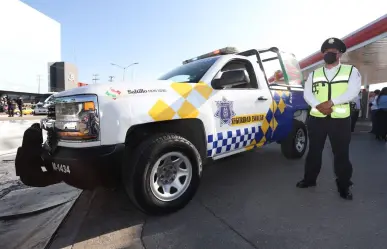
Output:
(53, 80), (174, 98)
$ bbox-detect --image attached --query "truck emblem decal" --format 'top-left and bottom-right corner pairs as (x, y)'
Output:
(214, 97), (236, 126)
(52, 162), (71, 174)
(105, 87), (121, 100)
(110, 88), (121, 95)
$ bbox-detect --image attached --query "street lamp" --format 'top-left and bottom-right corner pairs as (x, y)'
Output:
(110, 62), (139, 81)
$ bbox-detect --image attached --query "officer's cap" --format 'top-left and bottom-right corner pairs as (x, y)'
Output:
(321, 37), (347, 53)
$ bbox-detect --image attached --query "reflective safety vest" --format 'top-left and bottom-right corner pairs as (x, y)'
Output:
(310, 64), (353, 118)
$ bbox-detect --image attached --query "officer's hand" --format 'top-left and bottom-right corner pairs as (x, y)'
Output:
(317, 100), (333, 110)
(316, 101), (333, 115)
(319, 107), (333, 115)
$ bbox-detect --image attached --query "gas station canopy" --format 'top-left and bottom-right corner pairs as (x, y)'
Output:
(299, 14), (387, 86)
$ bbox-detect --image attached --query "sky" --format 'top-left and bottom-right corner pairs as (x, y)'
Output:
(22, 0), (387, 89)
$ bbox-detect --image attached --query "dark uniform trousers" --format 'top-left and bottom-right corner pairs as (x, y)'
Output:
(304, 116), (352, 189)
(350, 102), (359, 132)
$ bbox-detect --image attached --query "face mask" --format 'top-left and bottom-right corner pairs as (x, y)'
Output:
(323, 52), (338, 64)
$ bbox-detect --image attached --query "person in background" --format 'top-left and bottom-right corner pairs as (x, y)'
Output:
(6, 96), (14, 117)
(377, 87), (387, 108)
(298, 37), (361, 200)
(369, 89), (380, 134)
(374, 87), (387, 141)
(350, 92), (361, 132)
(16, 97), (23, 117)
(0, 95), (5, 112)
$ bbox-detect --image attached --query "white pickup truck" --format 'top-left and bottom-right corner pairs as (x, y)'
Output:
(15, 47), (309, 215)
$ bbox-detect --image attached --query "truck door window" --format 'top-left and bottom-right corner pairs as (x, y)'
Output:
(214, 59), (258, 89)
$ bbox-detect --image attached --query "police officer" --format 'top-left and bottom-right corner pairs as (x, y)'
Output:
(6, 96), (14, 117)
(296, 37), (361, 200)
(16, 97), (23, 117)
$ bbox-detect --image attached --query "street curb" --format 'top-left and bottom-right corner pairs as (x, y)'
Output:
(0, 116), (43, 121)
(0, 149), (17, 158)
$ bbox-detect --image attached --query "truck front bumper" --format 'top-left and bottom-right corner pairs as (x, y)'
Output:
(41, 144), (124, 189)
(16, 141), (124, 190)
(15, 121), (124, 190)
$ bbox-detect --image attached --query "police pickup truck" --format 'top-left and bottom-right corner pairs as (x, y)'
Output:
(15, 47), (309, 215)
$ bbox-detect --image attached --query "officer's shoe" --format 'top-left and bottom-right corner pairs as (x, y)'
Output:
(296, 179), (317, 188)
(335, 179), (353, 200)
(339, 188), (353, 200)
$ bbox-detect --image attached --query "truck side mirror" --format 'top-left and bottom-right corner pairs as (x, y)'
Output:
(212, 70), (249, 89)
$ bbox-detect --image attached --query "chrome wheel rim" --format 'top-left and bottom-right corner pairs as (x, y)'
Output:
(295, 129), (306, 152)
(149, 151), (192, 202)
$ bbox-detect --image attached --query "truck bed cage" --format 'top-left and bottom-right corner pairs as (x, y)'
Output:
(237, 47), (302, 90)
(237, 47), (280, 87)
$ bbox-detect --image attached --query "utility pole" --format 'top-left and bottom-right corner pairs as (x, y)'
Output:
(110, 62), (139, 81)
(92, 74), (100, 84)
(37, 75), (41, 93)
(131, 68), (136, 82)
(108, 76), (115, 82)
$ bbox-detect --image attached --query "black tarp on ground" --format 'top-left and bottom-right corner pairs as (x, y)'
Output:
(0, 183), (81, 249)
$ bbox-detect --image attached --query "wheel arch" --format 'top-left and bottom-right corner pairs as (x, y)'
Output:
(125, 118), (208, 161)
(293, 109), (309, 124)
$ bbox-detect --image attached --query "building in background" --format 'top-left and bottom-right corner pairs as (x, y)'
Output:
(48, 62), (79, 92)
(0, 0), (61, 94)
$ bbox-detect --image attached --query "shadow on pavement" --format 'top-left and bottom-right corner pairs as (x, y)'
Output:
(142, 134), (387, 249)
(48, 188), (146, 249)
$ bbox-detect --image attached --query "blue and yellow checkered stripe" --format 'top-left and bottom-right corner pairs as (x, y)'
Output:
(207, 90), (292, 157)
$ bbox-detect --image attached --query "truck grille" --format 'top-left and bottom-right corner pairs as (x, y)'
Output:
(47, 104), (56, 120)
(46, 128), (58, 153)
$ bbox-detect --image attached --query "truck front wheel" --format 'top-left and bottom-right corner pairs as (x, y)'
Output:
(122, 133), (202, 215)
(280, 120), (308, 159)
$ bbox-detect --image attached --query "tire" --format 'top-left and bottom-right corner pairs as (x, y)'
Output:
(280, 119), (308, 159)
(122, 133), (202, 216)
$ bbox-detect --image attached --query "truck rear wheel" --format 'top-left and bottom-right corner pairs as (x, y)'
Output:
(280, 119), (308, 159)
(122, 133), (202, 215)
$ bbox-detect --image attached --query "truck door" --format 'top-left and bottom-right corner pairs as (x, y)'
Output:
(277, 51), (304, 86)
(257, 48), (305, 141)
(256, 48), (304, 87)
(208, 58), (272, 158)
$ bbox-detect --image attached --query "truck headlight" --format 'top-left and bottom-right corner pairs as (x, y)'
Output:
(54, 95), (100, 142)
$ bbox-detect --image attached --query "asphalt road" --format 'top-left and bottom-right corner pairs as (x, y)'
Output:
(49, 130), (387, 249)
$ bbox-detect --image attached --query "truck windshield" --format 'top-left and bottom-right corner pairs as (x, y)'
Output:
(158, 57), (218, 83)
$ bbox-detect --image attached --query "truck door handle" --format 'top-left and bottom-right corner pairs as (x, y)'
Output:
(258, 96), (268, 101)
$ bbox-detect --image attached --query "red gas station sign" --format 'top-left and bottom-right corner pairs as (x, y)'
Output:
(78, 82), (88, 87)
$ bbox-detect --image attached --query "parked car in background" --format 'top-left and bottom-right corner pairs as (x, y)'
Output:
(32, 94), (54, 115)
(33, 103), (48, 115)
